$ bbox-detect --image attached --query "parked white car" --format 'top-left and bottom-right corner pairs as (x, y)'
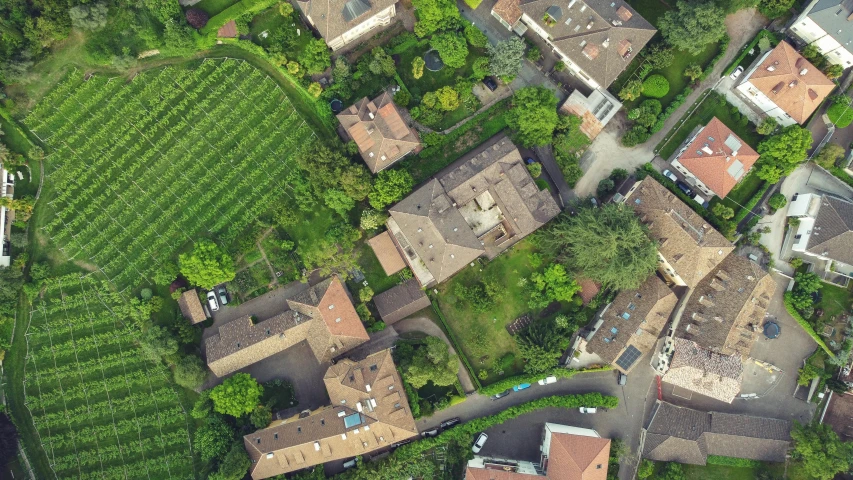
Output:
(579, 407), (597, 414)
(472, 433), (489, 453)
(207, 290), (219, 312)
(662, 169), (678, 182)
(730, 66), (744, 81)
(537, 376), (557, 385)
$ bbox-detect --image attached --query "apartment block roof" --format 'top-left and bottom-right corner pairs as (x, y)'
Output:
(337, 92), (421, 173)
(744, 41), (835, 124)
(643, 401), (791, 465)
(806, 0), (853, 51)
(296, 0), (397, 43)
(178, 289), (207, 324)
(675, 254), (775, 357)
(494, 0), (655, 87)
(806, 195), (853, 266)
(245, 349), (417, 479)
(676, 117), (760, 198)
(626, 178), (734, 287)
(662, 338), (743, 403)
(373, 278), (431, 325)
(586, 275), (677, 373)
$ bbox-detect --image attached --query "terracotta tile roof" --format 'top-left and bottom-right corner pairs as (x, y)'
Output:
(662, 338), (743, 403)
(806, 196), (853, 266)
(178, 289), (207, 324)
(204, 277), (367, 377)
(297, 0), (397, 44)
(337, 92), (421, 173)
(643, 401), (791, 465)
(675, 117), (760, 198)
(675, 254), (776, 357)
(493, 0), (523, 24)
(576, 278), (601, 305)
(217, 20), (238, 38)
(367, 231), (406, 275)
(586, 275), (677, 373)
(373, 278), (431, 324)
(626, 178), (734, 287)
(547, 433), (610, 480)
(465, 468), (541, 480)
(744, 41), (835, 124)
(246, 350), (417, 479)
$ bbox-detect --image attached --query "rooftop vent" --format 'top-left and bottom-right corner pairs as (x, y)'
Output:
(788, 79), (799, 88)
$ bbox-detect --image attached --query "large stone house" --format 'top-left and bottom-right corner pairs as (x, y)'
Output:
(296, 0), (397, 51)
(735, 41), (835, 126)
(385, 135), (560, 286)
(204, 277), (369, 377)
(787, 193), (853, 281)
(466, 423), (611, 480)
(788, 0), (853, 68)
(661, 338), (743, 403)
(244, 349), (418, 479)
(490, 0), (655, 89)
(669, 117), (760, 199)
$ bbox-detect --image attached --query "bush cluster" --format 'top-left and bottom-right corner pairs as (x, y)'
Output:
(641, 74), (670, 98)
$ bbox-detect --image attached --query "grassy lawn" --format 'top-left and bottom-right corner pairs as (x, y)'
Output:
(682, 463), (785, 480)
(816, 282), (853, 323)
(626, 0), (671, 27)
(282, 205), (338, 248)
(657, 90), (763, 160)
(0, 108), (34, 155)
(193, 0), (240, 16)
(352, 239), (405, 296)
(396, 43), (485, 99)
(249, 6), (312, 57)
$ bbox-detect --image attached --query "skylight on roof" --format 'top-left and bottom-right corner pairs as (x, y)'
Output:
(344, 413), (362, 428)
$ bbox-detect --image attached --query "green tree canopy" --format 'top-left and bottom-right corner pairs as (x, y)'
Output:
(790, 422), (853, 480)
(368, 47), (395, 76)
(756, 125), (812, 182)
(412, 0), (461, 37)
(659, 0), (728, 56)
(194, 416), (234, 462)
(69, 3), (108, 30)
(528, 264), (580, 309)
(464, 23), (488, 47)
(250, 404), (273, 429)
(368, 169), (415, 210)
(758, 0), (795, 18)
(430, 32), (468, 69)
(298, 38), (332, 74)
(209, 373), (264, 417)
(404, 336), (459, 388)
(139, 325), (179, 362)
(324, 189), (356, 218)
(768, 193), (787, 210)
(619, 79), (643, 101)
(814, 143), (845, 168)
(538, 204), (658, 290)
(173, 354), (209, 390)
(209, 443), (252, 480)
(179, 240), (235, 290)
(295, 145), (372, 201)
(506, 86), (559, 147)
(487, 37), (525, 79)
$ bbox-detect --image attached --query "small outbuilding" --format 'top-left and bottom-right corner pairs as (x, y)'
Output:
(373, 278), (431, 325)
(178, 289), (207, 324)
(367, 231), (406, 276)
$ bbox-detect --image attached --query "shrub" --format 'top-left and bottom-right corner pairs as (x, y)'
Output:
(359, 286), (374, 303)
(394, 90), (411, 107)
(783, 294), (834, 357)
(768, 193), (787, 211)
(526, 45), (541, 61)
(619, 79), (643, 101)
(706, 456), (762, 468)
(185, 8), (210, 28)
(641, 74), (670, 98)
(464, 24), (488, 48)
(597, 178), (615, 196)
(527, 162), (542, 178)
(286, 61), (300, 75)
(554, 61), (566, 72)
(828, 102), (853, 128)
(279, 2), (294, 16)
(412, 57), (425, 79)
(307, 82), (322, 97)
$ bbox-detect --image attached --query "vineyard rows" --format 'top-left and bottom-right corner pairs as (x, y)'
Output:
(25, 58), (318, 290)
(23, 275), (194, 479)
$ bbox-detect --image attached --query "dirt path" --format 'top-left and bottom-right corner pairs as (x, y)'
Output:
(393, 316), (478, 394)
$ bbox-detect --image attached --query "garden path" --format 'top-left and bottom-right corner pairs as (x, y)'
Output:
(394, 316), (478, 393)
(573, 9), (768, 197)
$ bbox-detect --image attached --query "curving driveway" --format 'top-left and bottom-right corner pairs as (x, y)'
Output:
(393, 316), (478, 393)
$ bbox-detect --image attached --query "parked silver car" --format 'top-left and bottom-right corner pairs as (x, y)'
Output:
(207, 290), (219, 312)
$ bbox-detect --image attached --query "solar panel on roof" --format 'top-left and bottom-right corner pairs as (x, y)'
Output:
(615, 345), (642, 370)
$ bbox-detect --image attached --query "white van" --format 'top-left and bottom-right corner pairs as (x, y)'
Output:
(693, 194), (706, 206)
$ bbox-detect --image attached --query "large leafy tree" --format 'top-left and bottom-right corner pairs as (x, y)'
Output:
(790, 422), (853, 480)
(539, 204), (658, 290)
(487, 37), (525, 79)
(298, 39), (332, 74)
(173, 354), (209, 389)
(756, 125), (812, 182)
(659, 1), (728, 56)
(194, 416), (234, 462)
(528, 264), (580, 309)
(139, 326), (179, 362)
(412, 0), (461, 37)
(296, 145), (372, 202)
(368, 169), (415, 210)
(404, 336), (459, 388)
(209, 373), (264, 417)
(758, 0), (795, 18)
(430, 32), (468, 69)
(209, 443), (252, 480)
(179, 240), (235, 290)
(505, 86), (559, 147)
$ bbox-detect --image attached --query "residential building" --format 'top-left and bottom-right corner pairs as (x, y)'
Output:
(558, 88), (622, 141)
(787, 193), (853, 280)
(674, 254), (776, 357)
(386, 135), (560, 286)
(735, 41), (835, 126)
(177, 289), (207, 324)
(244, 349), (418, 479)
(0, 166), (13, 267)
(584, 275), (677, 374)
(373, 278), (431, 325)
(788, 0), (853, 68)
(621, 178), (734, 288)
(641, 401), (791, 465)
(490, 0), (655, 90)
(669, 117), (760, 198)
(296, 0), (396, 51)
(465, 423), (611, 480)
(662, 338), (743, 403)
(204, 277), (369, 377)
(337, 92), (421, 173)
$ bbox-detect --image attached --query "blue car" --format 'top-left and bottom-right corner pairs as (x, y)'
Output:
(513, 383), (531, 392)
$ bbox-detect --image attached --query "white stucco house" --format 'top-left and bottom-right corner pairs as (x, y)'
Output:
(787, 0), (853, 68)
(296, 0), (396, 51)
(787, 193), (853, 280)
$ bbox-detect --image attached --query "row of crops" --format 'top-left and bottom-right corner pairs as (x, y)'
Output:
(23, 274), (194, 479)
(24, 58), (318, 291)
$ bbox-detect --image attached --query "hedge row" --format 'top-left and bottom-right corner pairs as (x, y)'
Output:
(430, 300), (482, 390)
(830, 167), (853, 188)
(723, 30), (778, 76)
(200, 0), (279, 36)
(783, 294), (834, 357)
(478, 366), (612, 396)
(700, 35), (730, 81)
(706, 455), (762, 468)
(733, 183), (769, 222)
(397, 393), (619, 457)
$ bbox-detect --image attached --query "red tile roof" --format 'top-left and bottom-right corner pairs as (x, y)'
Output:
(218, 20), (237, 38)
(319, 277), (369, 340)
